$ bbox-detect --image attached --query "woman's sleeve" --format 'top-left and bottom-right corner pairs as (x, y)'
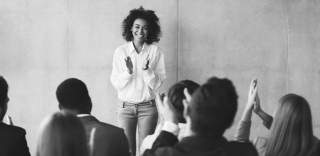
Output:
(142, 48), (166, 90)
(110, 49), (132, 91)
(234, 120), (252, 142)
(262, 115), (273, 130)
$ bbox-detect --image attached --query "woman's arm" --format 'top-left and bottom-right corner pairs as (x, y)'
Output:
(234, 78), (258, 142)
(110, 49), (132, 91)
(252, 92), (273, 129)
(142, 47), (166, 90)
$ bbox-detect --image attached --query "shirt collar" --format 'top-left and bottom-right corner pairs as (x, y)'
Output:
(128, 41), (147, 54)
(76, 114), (91, 117)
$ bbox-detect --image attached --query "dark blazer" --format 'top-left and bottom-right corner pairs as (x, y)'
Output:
(78, 116), (130, 156)
(0, 122), (31, 156)
(143, 131), (258, 156)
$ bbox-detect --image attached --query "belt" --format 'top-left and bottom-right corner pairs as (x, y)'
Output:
(121, 100), (155, 108)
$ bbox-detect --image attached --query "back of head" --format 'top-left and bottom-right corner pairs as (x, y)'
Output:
(187, 77), (238, 137)
(56, 78), (92, 114)
(167, 80), (200, 123)
(36, 111), (88, 156)
(266, 94), (313, 156)
(0, 76), (8, 107)
(0, 76), (8, 121)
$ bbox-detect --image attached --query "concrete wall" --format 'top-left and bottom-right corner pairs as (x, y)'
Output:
(0, 0), (319, 154)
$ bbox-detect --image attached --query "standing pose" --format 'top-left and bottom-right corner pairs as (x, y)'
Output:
(110, 6), (166, 156)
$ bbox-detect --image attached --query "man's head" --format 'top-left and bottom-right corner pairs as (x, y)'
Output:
(167, 80), (199, 123)
(56, 78), (92, 114)
(0, 76), (9, 121)
(187, 77), (238, 137)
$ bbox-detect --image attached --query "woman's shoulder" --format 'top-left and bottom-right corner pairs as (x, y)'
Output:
(253, 137), (268, 156)
(253, 136), (268, 148)
(146, 43), (162, 54)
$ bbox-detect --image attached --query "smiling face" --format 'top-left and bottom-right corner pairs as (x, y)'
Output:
(131, 18), (148, 44)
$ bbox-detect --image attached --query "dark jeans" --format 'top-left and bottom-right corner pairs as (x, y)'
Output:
(117, 100), (158, 156)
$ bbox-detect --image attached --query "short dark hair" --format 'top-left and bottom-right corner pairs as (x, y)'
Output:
(167, 80), (200, 123)
(56, 78), (92, 113)
(122, 6), (162, 44)
(188, 77), (238, 137)
(0, 76), (8, 107)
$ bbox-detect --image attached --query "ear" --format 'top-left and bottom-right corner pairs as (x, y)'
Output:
(58, 104), (62, 110)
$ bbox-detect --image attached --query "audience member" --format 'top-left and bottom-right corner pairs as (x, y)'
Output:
(0, 76), (31, 156)
(234, 78), (318, 156)
(56, 78), (130, 156)
(140, 80), (200, 153)
(36, 111), (88, 156)
(143, 77), (258, 156)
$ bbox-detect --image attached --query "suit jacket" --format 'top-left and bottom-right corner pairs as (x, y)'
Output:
(78, 116), (130, 156)
(0, 122), (31, 156)
(143, 131), (258, 156)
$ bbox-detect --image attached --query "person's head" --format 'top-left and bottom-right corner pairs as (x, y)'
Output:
(266, 94), (313, 156)
(36, 111), (88, 156)
(0, 76), (9, 121)
(122, 6), (162, 44)
(167, 80), (200, 123)
(186, 77), (238, 137)
(56, 78), (92, 114)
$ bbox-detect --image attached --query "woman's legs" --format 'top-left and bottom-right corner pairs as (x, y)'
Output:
(137, 102), (158, 151)
(117, 104), (137, 156)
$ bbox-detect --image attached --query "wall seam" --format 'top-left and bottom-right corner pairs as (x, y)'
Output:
(286, 0), (290, 94)
(176, 0), (179, 82)
(67, 0), (70, 76)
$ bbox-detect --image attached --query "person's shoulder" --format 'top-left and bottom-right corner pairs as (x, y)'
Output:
(252, 136), (268, 148)
(227, 141), (258, 156)
(147, 43), (162, 53)
(0, 123), (26, 135)
(97, 121), (124, 132)
(115, 42), (130, 53)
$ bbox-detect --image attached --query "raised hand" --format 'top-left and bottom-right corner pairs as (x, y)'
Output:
(124, 56), (133, 74)
(246, 78), (258, 110)
(6, 115), (13, 125)
(253, 92), (262, 114)
(183, 88), (192, 103)
(155, 92), (166, 125)
(142, 54), (150, 70)
(155, 93), (178, 124)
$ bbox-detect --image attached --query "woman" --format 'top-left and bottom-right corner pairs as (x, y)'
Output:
(36, 112), (89, 156)
(234, 78), (318, 156)
(110, 6), (166, 156)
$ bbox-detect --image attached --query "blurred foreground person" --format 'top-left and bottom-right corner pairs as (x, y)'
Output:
(143, 77), (258, 156)
(235, 78), (318, 156)
(56, 78), (130, 156)
(36, 111), (88, 156)
(0, 76), (30, 156)
(140, 80), (200, 154)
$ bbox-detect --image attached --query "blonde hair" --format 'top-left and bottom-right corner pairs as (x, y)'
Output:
(36, 112), (88, 156)
(265, 94), (313, 156)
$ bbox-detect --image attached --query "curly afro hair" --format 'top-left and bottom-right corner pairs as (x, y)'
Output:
(122, 6), (162, 44)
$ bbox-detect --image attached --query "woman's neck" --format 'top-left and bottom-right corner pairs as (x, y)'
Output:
(133, 41), (144, 54)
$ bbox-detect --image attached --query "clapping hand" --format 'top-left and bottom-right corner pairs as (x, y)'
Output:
(155, 92), (166, 126)
(142, 54), (150, 70)
(182, 88), (192, 117)
(155, 93), (178, 124)
(246, 78), (258, 110)
(124, 56), (133, 74)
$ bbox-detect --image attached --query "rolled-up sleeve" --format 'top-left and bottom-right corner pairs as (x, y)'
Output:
(234, 120), (252, 142)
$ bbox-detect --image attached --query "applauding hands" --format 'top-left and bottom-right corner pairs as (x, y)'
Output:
(124, 56), (133, 74)
(124, 54), (150, 74)
(155, 92), (178, 124)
